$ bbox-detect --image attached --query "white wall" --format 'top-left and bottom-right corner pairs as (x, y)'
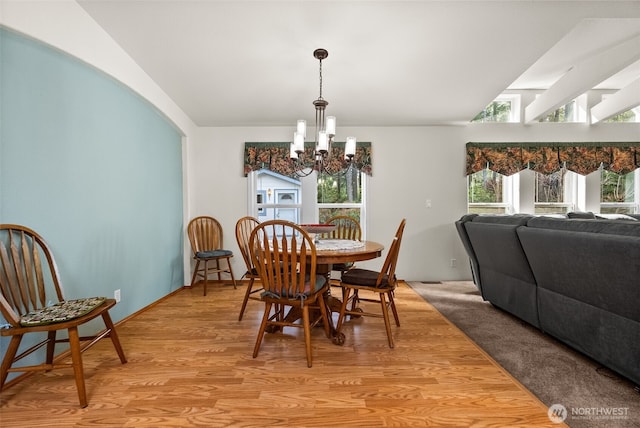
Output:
(189, 122), (640, 282)
(190, 126), (471, 282)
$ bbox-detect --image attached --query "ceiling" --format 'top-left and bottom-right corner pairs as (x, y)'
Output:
(77, 1), (640, 127)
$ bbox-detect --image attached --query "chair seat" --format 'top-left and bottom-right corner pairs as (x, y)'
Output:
(196, 249), (233, 258)
(20, 297), (107, 327)
(342, 268), (392, 288)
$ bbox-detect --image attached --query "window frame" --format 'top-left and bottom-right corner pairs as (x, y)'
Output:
(248, 169), (368, 237)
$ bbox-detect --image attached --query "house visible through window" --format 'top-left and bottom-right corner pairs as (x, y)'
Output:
(252, 169), (301, 223)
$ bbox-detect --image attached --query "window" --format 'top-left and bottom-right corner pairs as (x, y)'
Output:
(604, 106), (640, 123)
(249, 167), (367, 236)
(317, 168), (364, 229)
(534, 169), (576, 214)
(538, 95), (587, 123)
(251, 170), (301, 223)
(601, 169), (638, 214)
(467, 167), (639, 216)
(471, 94), (521, 123)
(467, 169), (511, 214)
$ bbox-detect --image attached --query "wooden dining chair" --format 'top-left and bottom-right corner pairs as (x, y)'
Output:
(0, 224), (127, 408)
(248, 220), (331, 367)
(235, 216), (262, 321)
(324, 215), (362, 241)
(336, 218), (406, 348)
(324, 215), (362, 281)
(187, 216), (236, 296)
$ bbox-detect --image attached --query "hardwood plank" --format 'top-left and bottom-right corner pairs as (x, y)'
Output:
(0, 282), (564, 427)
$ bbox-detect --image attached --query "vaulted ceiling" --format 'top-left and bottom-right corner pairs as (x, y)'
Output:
(77, 0), (640, 127)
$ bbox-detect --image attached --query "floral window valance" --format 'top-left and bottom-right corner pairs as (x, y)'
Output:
(244, 141), (373, 177)
(466, 142), (640, 176)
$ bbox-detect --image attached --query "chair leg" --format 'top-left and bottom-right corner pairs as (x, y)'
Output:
(379, 293), (394, 348)
(388, 290), (400, 326)
(226, 257), (237, 289)
(67, 326), (88, 408)
(336, 287), (352, 333)
(215, 259), (222, 282)
(190, 259), (201, 287)
(253, 302), (272, 358)
(101, 312), (127, 363)
(238, 277), (255, 321)
(301, 305), (312, 368)
(45, 331), (56, 368)
(202, 260), (209, 296)
(317, 295), (331, 339)
(350, 289), (360, 316)
(0, 335), (22, 390)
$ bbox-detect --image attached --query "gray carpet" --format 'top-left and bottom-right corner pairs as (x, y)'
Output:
(409, 280), (640, 428)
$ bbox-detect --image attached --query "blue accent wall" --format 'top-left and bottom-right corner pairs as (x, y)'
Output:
(0, 27), (184, 364)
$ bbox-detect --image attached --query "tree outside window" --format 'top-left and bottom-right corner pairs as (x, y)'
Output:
(467, 169), (508, 214)
(318, 168), (363, 226)
(534, 169), (573, 214)
(601, 169), (636, 214)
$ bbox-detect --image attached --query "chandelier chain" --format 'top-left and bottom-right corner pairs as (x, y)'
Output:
(318, 58), (323, 100)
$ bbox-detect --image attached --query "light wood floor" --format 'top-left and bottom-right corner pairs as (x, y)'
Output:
(1, 282), (563, 427)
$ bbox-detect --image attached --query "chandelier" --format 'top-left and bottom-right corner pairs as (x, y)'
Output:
(289, 48), (357, 177)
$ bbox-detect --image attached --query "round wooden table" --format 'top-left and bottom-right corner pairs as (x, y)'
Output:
(314, 240), (384, 268)
(308, 240), (385, 345)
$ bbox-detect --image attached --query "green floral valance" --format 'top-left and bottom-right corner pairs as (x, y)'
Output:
(466, 142), (640, 176)
(244, 141), (373, 177)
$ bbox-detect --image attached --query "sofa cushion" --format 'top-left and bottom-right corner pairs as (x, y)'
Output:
(526, 216), (640, 237)
(567, 211), (596, 219)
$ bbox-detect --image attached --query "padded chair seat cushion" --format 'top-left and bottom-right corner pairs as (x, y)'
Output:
(20, 297), (107, 327)
(196, 249), (233, 258)
(261, 275), (327, 299)
(342, 268), (392, 288)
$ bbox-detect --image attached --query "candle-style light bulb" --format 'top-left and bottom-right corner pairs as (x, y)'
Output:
(345, 136), (356, 159)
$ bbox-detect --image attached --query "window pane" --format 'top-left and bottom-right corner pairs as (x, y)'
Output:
(255, 169), (301, 222)
(467, 169), (507, 214)
(472, 101), (512, 123)
(317, 169), (361, 204)
(539, 101), (576, 122)
(534, 170), (572, 214)
(317, 168), (364, 232)
(319, 207), (361, 224)
(601, 169), (635, 214)
(604, 106), (640, 123)
(535, 170), (564, 203)
(468, 169), (503, 203)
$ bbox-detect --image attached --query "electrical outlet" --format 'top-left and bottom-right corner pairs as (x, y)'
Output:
(425, 199), (432, 208)
(114, 289), (121, 303)
(450, 259), (457, 268)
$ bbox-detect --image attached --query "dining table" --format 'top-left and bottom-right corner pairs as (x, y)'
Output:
(280, 238), (385, 345)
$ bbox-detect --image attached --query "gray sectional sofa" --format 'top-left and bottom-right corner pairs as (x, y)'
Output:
(456, 213), (640, 386)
